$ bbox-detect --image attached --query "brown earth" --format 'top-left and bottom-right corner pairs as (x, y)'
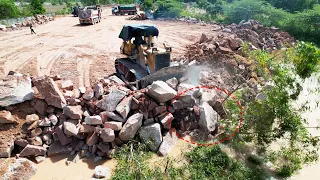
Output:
(0, 7), (213, 88)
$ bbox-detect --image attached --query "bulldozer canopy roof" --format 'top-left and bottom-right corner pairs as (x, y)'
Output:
(118, 25), (159, 41)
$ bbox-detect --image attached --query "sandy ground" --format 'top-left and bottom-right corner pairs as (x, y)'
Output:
(0, 7), (212, 88)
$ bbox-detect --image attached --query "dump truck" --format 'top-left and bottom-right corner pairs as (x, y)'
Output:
(114, 25), (198, 90)
(78, 6), (102, 25)
(112, 5), (137, 15)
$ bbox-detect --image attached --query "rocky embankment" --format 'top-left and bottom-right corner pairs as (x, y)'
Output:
(0, 14), (54, 31)
(0, 70), (226, 164)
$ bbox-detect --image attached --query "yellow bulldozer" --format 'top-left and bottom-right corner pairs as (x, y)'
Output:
(115, 25), (195, 90)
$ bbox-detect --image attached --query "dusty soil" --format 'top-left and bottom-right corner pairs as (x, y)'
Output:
(0, 7), (212, 88)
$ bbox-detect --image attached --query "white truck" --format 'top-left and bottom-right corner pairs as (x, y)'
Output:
(78, 6), (102, 25)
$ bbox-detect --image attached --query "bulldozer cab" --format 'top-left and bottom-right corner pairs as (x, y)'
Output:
(118, 25), (172, 74)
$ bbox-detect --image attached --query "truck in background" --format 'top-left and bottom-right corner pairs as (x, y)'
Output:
(78, 5), (102, 25)
(112, 5), (137, 15)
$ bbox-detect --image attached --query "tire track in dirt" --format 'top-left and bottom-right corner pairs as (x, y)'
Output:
(76, 55), (91, 88)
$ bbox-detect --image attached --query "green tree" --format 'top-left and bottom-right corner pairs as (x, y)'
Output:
(30, 0), (46, 15)
(0, 0), (20, 19)
(266, 0), (318, 12)
(154, 0), (184, 18)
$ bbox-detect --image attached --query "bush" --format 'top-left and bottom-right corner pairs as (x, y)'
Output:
(31, 0), (46, 15)
(283, 5), (320, 45)
(0, 0), (20, 19)
(154, 0), (184, 18)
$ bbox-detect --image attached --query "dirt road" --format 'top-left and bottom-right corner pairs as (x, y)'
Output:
(0, 8), (211, 88)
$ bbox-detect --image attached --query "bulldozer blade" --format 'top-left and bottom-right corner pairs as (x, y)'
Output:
(138, 65), (201, 89)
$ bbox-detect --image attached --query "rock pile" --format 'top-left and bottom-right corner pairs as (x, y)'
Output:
(0, 14), (54, 31)
(185, 20), (296, 62)
(126, 11), (147, 20)
(0, 72), (226, 161)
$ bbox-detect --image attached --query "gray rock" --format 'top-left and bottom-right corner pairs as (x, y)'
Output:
(139, 123), (162, 152)
(55, 125), (73, 145)
(166, 77), (179, 90)
(200, 89), (218, 107)
(33, 100), (48, 115)
(96, 90), (126, 111)
(158, 130), (179, 156)
(0, 75), (34, 107)
(105, 111), (124, 122)
(116, 95), (132, 119)
(33, 76), (66, 108)
(35, 156), (46, 163)
(144, 118), (154, 126)
(94, 156), (102, 163)
(119, 113), (143, 142)
(86, 132), (99, 146)
(159, 113), (174, 130)
(97, 142), (110, 153)
(104, 121), (122, 131)
(19, 144), (47, 157)
(47, 141), (72, 156)
(63, 121), (78, 136)
(82, 88), (94, 100)
(63, 105), (83, 119)
(94, 84), (104, 99)
(146, 81), (177, 103)
(199, 102), (217, 132)
(25, 114), (39, 124)
(1, 158), (37, 180)
(99, 128), (115, 142)
(94, 166), (111, 179)
(84, 115), (102, 125)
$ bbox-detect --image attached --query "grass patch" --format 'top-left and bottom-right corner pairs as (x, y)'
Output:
(111, 140), (270, 180)
(44, 4), (66, 13)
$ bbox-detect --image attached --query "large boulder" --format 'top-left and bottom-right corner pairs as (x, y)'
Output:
(63, 105), (83, 119)
(0, 158), (37, 180)
(116, 95), (132, 119)
(139, 123), (162, 152)
(19, 144), (47, 157)
(119, 113), (143, 142)
(96, 90), (126, 111)
(146, 81), (177, 103)
(0, 75), (34, 107)
(157, 130), (178, 156)
(199, 102), (218, 132)
(33, 76), (66, 108)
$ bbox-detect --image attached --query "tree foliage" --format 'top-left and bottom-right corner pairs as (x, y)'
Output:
(30, 0), (46, 15)
(0, 0), (20, 19)
(266, 0), (318, 12)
